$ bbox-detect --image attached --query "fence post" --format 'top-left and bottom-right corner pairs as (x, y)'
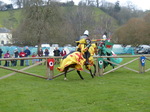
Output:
(139, 56), (146, 73)
(47, 68), (54, 80)
(95, 57), (104, 76)
(95, 58), (99, 76)
(46, 58), (55, 80)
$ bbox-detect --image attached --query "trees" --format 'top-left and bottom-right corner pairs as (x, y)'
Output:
(12, 3), (63, 46)
(114, 1), (121, 12)
(99, 0), (144, 25)
(12, 2), (117, 46)
(11, 0), (146, 47)
(12, 0), (62, 48)
(112, 15), (150, 45)
(143, 13), (150, 44)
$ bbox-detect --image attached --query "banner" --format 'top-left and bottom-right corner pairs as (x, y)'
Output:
(47, 58), (55, 70)
(98, 58), (103, 69)
(140, 56), (146, 66)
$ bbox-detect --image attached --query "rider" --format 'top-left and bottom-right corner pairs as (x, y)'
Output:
(76, 30), (91, 65)
(76, 30), (89, 46)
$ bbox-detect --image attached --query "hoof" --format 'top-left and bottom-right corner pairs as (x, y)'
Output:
(64, 78), (68, 80)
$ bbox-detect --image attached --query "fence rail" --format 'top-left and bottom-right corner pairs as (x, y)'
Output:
(94, 54), (150, 76)
(0, 54), (150, 61)
(0, 54), (150, 80)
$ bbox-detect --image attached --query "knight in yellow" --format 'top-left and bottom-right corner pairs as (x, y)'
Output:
(57, 30), (97, 72)
(77, 30), (97, 61)
(77, 38), (97, 68)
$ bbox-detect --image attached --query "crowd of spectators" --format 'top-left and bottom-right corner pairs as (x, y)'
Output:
(0, 47), (67, 67)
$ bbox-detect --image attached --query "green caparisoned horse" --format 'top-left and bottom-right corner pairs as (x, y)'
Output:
(97, 40), (123, 69)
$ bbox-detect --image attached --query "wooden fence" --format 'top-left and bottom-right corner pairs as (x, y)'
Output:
(0, 55), (150, 80)
(94, 55), (150, 76)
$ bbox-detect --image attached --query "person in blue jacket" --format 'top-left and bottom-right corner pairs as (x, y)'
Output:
(24, 46), (31, 66)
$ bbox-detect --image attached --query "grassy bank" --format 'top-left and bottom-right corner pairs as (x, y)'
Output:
(0, 57), (150, 112)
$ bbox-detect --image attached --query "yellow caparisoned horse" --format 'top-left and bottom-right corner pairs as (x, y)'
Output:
(57, 42), (97, 80)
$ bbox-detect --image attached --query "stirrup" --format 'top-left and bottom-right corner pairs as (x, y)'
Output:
(85, 61), (90, 65)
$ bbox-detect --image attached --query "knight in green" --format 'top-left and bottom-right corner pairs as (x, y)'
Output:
(97, 39), (123, 69)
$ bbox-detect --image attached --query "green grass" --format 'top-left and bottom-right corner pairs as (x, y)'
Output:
(0, 9), (21, 28)
(0, 58), (150, 112)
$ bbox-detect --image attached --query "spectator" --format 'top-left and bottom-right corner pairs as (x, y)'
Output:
(53, 47), (60, 56)
(32, 52), (36, 64)
(37, 48), (43, 62)
(60, 49), (67, 56)
(53, 47), (60, 64)
(44, 48), (49, 65)
(4, 51), (10, 66)
(14, 48), (19, 66)
(19, 49), (26, 66)
(0, 48), (3, 65)
(44, 48), (49, 57)
(24, 47), (31, 66)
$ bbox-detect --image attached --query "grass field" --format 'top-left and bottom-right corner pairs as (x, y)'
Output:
(0, 57), (150, 112)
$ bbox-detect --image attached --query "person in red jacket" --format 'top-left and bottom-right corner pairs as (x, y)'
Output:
(19, 49), (26, 66)
(4, 51), (10, 66)
(60, 49), (67, 56)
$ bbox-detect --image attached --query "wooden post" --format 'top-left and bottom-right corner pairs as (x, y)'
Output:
(46, 68), (54, 80)
(97, 57), (104, 76)
(95, 58), (100, 76)
(46, 58), (55, 80)
(46, 58), (49, 79)
(99, 67), (104, 76)
(95, 57), (104, 76)
(139, 56), (146, 73)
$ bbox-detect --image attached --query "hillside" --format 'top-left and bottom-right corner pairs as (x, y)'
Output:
(0, 6), (119, 46)
(0, 9), (22, 28)
(0, 6), (118, 30)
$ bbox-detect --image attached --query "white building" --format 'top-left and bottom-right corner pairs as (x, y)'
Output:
(0, 28), (12, 46)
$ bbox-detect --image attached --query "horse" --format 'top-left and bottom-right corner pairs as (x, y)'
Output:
(97, 40), (123, 69)
(57, 43), (97, 80)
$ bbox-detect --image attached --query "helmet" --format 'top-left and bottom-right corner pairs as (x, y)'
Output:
(83, 30), (89, 36)
(102, 35), (107, 39)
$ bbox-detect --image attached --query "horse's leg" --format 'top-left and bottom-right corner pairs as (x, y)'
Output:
(85, 65), (94, 78)
(93, 64), (96, 76)
(112, 65), (115, 69)
(64, 66), (69, 80)
(77, 70), (84, 80)
(89, 69), (94, 78)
